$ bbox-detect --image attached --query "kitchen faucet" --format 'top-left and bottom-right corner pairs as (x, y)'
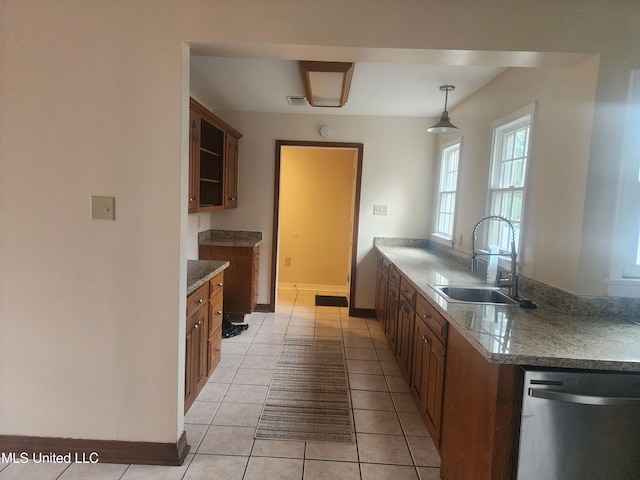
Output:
(471, 215), (519, 299)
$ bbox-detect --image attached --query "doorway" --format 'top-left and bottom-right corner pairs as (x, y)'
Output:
(270, 141), (364, 317)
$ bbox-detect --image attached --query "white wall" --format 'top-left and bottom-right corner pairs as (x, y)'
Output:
(1, 0), (638, 447)
(188, 110), (434, 309)
(437, 57), (599, 294)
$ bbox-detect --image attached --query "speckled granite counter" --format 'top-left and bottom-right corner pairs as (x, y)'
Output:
(187, 260), (229, 295)
(375, 242), (640, 373)
(199, 229), (263, 248)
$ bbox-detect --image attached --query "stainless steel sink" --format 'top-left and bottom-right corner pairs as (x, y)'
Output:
(432, 285), (518, 305)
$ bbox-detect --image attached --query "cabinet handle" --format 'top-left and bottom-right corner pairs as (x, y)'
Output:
(421, 334), (430, 344)
(423, 313), (432, 319)
(229, 197), (236, 201)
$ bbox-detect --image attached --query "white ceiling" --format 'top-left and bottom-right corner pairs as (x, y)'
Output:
(189, 44), (591, 118)
(191, 57), (506, 118)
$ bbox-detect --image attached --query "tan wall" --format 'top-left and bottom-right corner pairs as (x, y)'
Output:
(278, 147), (356, 290)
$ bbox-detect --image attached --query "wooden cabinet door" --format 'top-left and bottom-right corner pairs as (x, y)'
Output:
(375, 259), (389, 327)
(193, 306), (208, 396)
(224, 134), (238, 209)
(397, 296), (415, 380)
(412, 318), (446, 446)
(188, 109), (200, 214)
(185, 303), (207, 413)
(207, 273), (224, 377)
(385, 284), (399, 352)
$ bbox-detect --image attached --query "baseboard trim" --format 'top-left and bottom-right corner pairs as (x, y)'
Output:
(254, 303), (271, 312)
(0, 430), (188, 466)
(349, 307), (376, 318)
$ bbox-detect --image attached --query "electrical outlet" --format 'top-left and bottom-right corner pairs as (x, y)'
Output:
(91, 196), (115, 220)
(373, 204), (388, 216)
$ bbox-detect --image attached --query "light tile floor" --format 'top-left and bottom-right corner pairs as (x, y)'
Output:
(0, 288), (441, 480)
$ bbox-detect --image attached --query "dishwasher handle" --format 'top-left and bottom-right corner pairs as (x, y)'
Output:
(529, 388), (640, 406)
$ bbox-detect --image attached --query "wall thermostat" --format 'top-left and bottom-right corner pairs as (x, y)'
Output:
(319, 125), (332, 138)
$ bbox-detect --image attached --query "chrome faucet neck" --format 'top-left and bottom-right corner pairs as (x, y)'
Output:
(470, 215), (519, 299)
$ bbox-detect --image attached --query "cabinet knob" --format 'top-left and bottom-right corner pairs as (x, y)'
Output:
(217, 283), (223, 287)
(229, 197), (236, 201)
(423, 313), (431, 319)
(422, 334), (430, 344)
(197, 299), (203, 305)
(216, 310), (222, 316)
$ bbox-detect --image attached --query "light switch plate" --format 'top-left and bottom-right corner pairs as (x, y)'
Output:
(91, 196), (115, 220)
(373, 204), (388, 215)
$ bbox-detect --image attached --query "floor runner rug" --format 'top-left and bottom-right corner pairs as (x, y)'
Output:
(255, 337), (354, 443)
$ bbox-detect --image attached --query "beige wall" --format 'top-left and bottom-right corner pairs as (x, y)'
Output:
(1, 0), (638, 446)
(278, 147), (356, 290)
(187, 111), (434, 309)
(434, 56), (600, 294)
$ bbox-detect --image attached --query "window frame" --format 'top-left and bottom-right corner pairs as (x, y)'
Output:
(608, 70), (640, 297)
(482, 103), (536, 254)
(432, 138), (462, 244)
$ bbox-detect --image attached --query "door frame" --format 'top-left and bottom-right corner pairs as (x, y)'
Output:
(269, 140), (364, 317)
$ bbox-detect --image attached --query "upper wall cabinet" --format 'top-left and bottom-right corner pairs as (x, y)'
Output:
(189, 98), (242, 213)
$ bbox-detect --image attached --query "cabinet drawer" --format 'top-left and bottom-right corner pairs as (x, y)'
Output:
(209, 272), (224, 299)
(187, 283), (209, 317)
(377, 255), (390, 276)
(416, 294), (448, 344)
(400, 277), (416, 306)
(210, 294), (224, 330)
(389, 266), (401, 288)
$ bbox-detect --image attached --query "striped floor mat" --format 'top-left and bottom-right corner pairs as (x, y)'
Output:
(255, 337), (354, 443)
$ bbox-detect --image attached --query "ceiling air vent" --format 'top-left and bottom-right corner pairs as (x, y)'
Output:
(286, 95), (308, 106)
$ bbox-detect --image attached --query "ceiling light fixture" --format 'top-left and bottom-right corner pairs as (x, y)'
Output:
(299, 61), (354, 108)
(427, 85), (461, 134)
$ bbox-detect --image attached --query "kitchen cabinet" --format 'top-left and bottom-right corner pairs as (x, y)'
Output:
(411, 294), (448, 447)
(207, 273), (224, 376)
(199, 244), (259, 322)
(397, 276), (416, 380)
(375, 255), (389, 330)
(384, 266), (401, 352)
(440, 327), (522, 480)
(189, 97), (242, 213)
(185, 271), (224, 413)
(185, 282), (209, 413)
(223, 134), (238, 209)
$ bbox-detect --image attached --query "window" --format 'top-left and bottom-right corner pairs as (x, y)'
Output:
(434, 141), (460, 239)
(611, 71), (640, 290)
(486, 105), (534, 253)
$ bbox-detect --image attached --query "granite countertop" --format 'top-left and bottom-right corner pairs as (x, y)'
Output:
(375, 243), (640, 373)
(199, 229), (263, 248)
(187, 259), (229, 295)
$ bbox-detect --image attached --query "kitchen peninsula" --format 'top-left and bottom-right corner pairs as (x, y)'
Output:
(374, 238), (640, 480)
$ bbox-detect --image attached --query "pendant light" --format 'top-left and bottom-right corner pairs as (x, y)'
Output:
(427, 85), (461, 134)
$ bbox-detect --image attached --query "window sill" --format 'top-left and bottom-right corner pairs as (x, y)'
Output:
(606, 278), (640, 298)
(430, 233), (455, 248)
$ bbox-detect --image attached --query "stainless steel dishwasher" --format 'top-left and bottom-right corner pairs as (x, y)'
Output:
(517, 368), (640, 480)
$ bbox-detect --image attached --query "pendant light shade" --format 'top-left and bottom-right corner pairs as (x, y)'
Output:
(427, 85), (461, 134)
